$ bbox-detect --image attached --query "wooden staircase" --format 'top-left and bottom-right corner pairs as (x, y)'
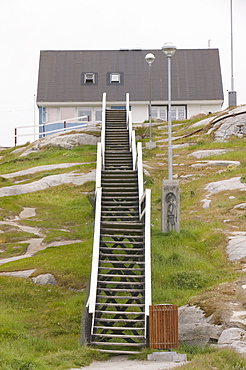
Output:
(82, 96), (151, 355)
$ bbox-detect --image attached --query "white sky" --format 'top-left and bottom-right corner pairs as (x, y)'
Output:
(0, 0), (245, 147)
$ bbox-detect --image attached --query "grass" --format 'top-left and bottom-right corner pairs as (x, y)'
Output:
(177, 347), (246, 369)
(0, 117), (245, 368)
(0, 276), (108, 369)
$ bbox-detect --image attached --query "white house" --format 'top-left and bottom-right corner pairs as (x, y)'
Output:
(36, 49), (224, 130)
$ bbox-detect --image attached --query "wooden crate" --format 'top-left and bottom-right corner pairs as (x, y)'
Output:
(149, 304), (178, 349)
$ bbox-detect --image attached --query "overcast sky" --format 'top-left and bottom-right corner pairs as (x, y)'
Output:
(0, 0), (245, 147)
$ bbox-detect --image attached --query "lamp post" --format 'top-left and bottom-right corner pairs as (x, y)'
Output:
(161, 42), (180, 233)
(145, 53), (155, 142)
(229, 0), (237, 106)
(162, 42), (176, 180)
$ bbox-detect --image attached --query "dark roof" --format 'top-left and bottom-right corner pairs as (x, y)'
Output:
(37, 49), (224, 103)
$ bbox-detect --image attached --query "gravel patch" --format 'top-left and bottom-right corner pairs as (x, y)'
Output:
(69, 356), (187, 370)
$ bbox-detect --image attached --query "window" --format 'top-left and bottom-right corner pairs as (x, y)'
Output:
(152, 106), (167, 121)
(42, 107), (47, 123)
(106, 72), (124, 85)
(95, 108), (102, 121)
(78, 108), (91, 121)
(81, 72), (98, 85)
(110, 73), (121, 83)
(171, 106), (186, 120)
(152, 106), (186, 121)
(84, 73), (95, 84)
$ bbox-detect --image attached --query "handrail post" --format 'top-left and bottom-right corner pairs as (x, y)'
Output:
(14, 128), (17, 146)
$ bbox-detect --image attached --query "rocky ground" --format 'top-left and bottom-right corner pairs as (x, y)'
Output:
(0, 108), (246, 369)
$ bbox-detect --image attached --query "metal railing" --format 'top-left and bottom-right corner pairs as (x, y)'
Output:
(14, 115), (90, 146)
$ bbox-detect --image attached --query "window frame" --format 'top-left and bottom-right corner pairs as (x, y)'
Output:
(81, 72), (98, 85)
(106, 72), (124, 85)
(110, 73), (121, 83)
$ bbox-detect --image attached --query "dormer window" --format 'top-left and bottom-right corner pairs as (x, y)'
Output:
(84, 73), (95, 84)
(106, 72), (124, 85)
(81, 72), (98, 85)
(110, 73), (121, 83)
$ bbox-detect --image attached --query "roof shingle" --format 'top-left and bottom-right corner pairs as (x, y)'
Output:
(37, 49), (224, 103)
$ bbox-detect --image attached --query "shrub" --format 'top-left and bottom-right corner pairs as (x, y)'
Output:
(170, 271), (207, 290)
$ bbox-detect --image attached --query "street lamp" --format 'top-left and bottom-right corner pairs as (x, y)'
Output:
(162, 42), (176, 180)
(145, 53), (155, 142)
(229, 0), (237, 106)
(161, 42), (180, 234)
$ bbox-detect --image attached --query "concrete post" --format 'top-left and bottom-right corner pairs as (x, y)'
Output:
(161, 180), (180, 233)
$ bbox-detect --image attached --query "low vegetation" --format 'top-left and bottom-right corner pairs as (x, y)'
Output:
(0, 116), (245, 369)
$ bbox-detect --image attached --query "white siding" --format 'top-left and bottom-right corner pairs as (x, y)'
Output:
(61, 107), (76, 120)
(47, 108), (58, 122)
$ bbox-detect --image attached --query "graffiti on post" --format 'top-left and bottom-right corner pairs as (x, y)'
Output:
(165, 192), (177, 231)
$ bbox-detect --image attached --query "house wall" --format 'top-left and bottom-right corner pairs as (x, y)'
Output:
(39, 100), (223, 130)
(131, 101), (222, 123)
(187, 103), (222, 118)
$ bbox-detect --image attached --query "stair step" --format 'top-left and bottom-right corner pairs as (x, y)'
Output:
(97, 281), (144, 286)
(95, 349), (142, 354)
(101, 228), (143, 234)
(96, 302), (144, 308)
(102, 195), (139, 199)
(97, 287), (144, 293)
(101, 238), (143, 243)
(90, 341), (144, 347)
(95, 309), (144, 315)
(100, 235), (144, 241)
(101, 209), (139, 212)
(101, 199), (139, 203)
(92, 333), (145, 339)
(101, 210), (139, 214)
(99, 252), (143, 257)
(98, 273), (144, 279)
(99, 255), (144, 261)
(101, 218), (139, 222)
(96, 294), (144, 299)
(94, 326), (144, 332)
(100, 245), (143, 251)
(94, 317), (144, 323)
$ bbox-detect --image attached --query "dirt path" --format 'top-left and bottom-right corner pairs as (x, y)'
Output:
(69, 356), (186, 370)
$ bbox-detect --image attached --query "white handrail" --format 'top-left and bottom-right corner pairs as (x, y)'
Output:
(128, 111), (133, 152)
(95, 142), (102, 189)
(14, 115), (89, 145)
(126, 92), (130, 123)
(144, 189), (151, 332)
(131, 130), (136, 170)
(101, 92), (106, 168)
(16, 115), (88, 131)
(87, 186), (102, 315)
(137, 141), (144, 199)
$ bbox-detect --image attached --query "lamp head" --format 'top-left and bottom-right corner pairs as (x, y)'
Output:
(145, 53), (155, 65)
(162, 42), (177, 57)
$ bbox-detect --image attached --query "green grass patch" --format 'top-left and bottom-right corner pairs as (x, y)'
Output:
(177, 347), (246, 369)
(0, 277), (107, 369)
